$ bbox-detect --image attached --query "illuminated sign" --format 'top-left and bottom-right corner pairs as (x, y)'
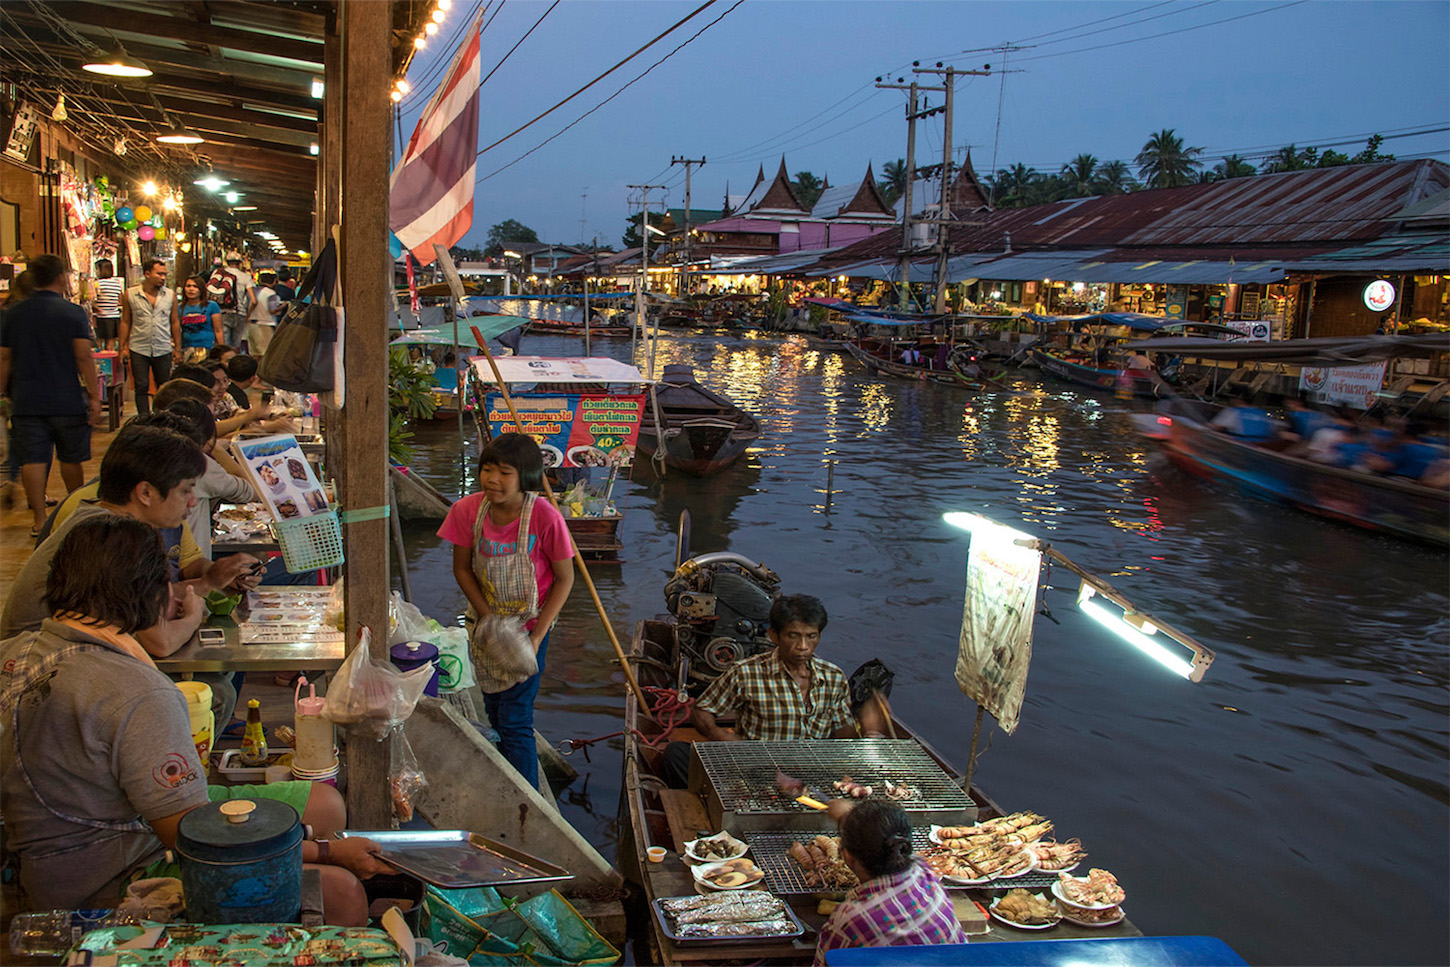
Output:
(1363, 279), (1396, 313)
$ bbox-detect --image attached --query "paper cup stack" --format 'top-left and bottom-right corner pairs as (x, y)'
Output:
(292, 745), (341, 786)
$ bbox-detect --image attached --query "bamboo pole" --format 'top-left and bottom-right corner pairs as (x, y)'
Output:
(469, 322), (651, 712)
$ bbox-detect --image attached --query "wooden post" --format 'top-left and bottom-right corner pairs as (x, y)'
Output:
(337, 0), (394, 830)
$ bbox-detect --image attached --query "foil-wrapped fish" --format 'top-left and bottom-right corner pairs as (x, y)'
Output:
(675, 917), (796, 939)
(665, 892), (786, 925)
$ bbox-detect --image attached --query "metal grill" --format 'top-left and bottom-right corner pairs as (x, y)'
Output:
(744, 828), (1059, 896)
(692, 739), (972, 816)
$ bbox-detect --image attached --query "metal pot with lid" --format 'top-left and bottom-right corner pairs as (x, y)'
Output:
(176, 798), (302, 923)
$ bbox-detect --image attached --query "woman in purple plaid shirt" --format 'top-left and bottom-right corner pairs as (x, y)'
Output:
(815, 801), (968, 963)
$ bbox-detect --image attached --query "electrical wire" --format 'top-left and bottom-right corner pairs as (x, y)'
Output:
(399, 0), (489, 108)
(1012, 0), (1179, 43)
(1013, 1), (1309, 63)
(1028, 0), (1219, 48)
(475, 0), (719, 158)
(477, 0), (558, 91)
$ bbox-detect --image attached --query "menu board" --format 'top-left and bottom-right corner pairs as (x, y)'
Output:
(240, 588), (343, 645)
(230, 434), (330, 521)
(484, 393), (645, 469)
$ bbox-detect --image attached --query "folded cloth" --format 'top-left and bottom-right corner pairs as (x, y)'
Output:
(117, 877), (185, 922)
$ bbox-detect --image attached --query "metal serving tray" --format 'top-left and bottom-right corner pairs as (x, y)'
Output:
(339, 829), (572, 890)
(652, 895), (806, 944)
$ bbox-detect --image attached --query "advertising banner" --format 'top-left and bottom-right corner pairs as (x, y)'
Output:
(1298, 361), (1388, 409)
(954, 529), (1042, 734)
(485, 393), (645, 468)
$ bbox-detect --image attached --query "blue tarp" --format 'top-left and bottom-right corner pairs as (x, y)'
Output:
(1023, 312), (1173, 331)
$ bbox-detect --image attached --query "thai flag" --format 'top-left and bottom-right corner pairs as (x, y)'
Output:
(389, 21), (480, 266)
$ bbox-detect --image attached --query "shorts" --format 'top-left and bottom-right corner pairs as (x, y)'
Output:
(207, 779), (314, 817)
(246, 322), (274, 355)
(93, 314), (120, 340)
(10, 413), (91, 464)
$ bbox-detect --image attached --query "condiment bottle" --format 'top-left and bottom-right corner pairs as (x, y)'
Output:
(292, 676), (334, 773)
(239, 698), (269, 766)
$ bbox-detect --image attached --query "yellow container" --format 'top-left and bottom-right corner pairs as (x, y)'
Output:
(176, 680), (215, 765)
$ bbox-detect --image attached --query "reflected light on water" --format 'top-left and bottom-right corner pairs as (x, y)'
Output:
(858, 383), (895, 431)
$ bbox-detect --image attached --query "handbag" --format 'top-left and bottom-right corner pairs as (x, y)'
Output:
(257, 239), (338, 393)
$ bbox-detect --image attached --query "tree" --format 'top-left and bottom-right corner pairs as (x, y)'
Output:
(1059, 154), (1099, 197)
(622, 210), (666, 249)
(1209, 154), (1256, 181)
(792, 171), (825, 209)
(1093, 160), (1138, 194)
(1261, 144), (1314, 173)
(878, 159), (908, 208)
(449, 244), (486, 262)
(1351, 134), (1395, 164)
(485, 219), (539, 254)
(989, 163), (1043, 208)
(1135, 129), (1204, 188)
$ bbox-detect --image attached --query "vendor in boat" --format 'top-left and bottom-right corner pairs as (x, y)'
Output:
(661, 595), (887, 786)
(814, 800), (968, 963)
(1209, 400), (1284, 441)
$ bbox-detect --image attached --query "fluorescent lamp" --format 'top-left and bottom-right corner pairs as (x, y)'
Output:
(193, 176), (229, 192)
(83, 43), (152, 78)
(309, 142), (319, 156)
(311, 78), (325, 99)
(1077, 584), (1194, 680)
(158, 125), (205, 145)
(941, 511), (1036, 545)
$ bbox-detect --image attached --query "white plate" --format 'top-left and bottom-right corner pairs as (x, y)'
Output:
(683, 831), (748, 863)
(1057, 903), (1125, 928)
(1052, 879), (1124, 911)
(690, 859), (766, 892)
(988, 897), (1061, 931)
(928, 823), (980, 847)
(937, 850), (1036, 886)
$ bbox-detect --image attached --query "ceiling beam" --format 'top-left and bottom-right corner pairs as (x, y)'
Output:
(155, 95), (317, 134)
(51, 2), (324, 65)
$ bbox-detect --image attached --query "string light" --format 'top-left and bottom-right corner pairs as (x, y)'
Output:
(141, 180), (157, 195)
(390, 89), (403, 102)
(431, 8), (445, 23)
(414, 37), (426, 50)
(425, 21), (438, 35)
(397, 79), (411, 94)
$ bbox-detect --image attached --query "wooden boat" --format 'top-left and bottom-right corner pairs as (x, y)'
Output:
(1030, 315), (1242, 398)
(636, 365), (761, 477)
(525, 318), (635, 338)
(845, 340), (1007, 391)
(617, 616), (1144, 964)
(1149, 398), (1450, 546)
(1031, 345), (1169, 398)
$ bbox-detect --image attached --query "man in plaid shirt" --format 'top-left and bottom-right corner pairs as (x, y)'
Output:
(690, 594), (881, 742)
(815, 800), (968, 962)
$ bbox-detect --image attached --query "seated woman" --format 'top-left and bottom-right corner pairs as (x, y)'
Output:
(0, 515), (388, 923)
(815, 800), (967, 963)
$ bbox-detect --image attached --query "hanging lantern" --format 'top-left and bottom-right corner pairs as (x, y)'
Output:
(137, 225), (156, 241)
(134, 205), (153, 222)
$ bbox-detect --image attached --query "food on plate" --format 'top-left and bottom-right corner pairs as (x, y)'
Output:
(607, 444), (634, 467)
(287, 457), (308, 481)
(924, 845), (1032, 880)
(218, 507), (258, 521)
(276, 498), (300, 519)
(538, 444), (563, 468)
(935, 812), (1054, 851)
(567, 445), (609, 467)
(1057, 868), (1126, 907)
(789, 835), (857, 889)
(993, 889), (1059, 926)
(662, 891), (785, 924)
(1059, 902), (1123, 925)
(833, 775), (873, 798)
(701, 857), (764, 888)
(673, 918), (796, 939)
(1030, 838), (1087, 871)
(690, 833), (746, 861)
(883, 779), (919, 801)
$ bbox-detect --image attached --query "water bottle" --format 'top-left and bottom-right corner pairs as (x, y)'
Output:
(8, 909), (137, 956)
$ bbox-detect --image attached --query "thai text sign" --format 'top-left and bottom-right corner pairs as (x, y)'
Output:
(1298, 361), (1387, 410)
(485, 393), (645, 468)
(954, 528), (1041, 735)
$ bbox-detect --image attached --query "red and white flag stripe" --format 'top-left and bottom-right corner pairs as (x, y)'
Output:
(389, 23), (480, 266)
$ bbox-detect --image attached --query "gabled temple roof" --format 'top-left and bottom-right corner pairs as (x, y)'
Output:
(751, 157), (808, 214)
(729, 166), (769, 215)
(894, 151), (992, 219)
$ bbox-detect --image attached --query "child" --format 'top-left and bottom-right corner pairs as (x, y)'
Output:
(437, 433), (574, 789)
(178, 275), (223, 359)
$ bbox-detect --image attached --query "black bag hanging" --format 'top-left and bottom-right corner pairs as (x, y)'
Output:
(257, 239), (338, 394)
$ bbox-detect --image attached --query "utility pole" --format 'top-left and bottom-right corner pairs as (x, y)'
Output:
(877, 75), (919, 310)
(627, 183), (665, 373)
(671, 156), (705, 297)
(915, 64), (988, 314)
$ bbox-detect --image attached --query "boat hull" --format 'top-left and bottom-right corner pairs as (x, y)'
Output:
(636, 423), (755, 477)
(844, 341), (999, 390)
(1033, 347), (1164, 397)
(1156, 404), (1450, 546)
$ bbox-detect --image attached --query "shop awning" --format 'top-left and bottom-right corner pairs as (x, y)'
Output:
(1120, 333), (1450, 365)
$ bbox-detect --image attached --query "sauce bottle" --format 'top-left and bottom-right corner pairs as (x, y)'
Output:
(293, 676), (334, 773)
(239, 698), (269, 766)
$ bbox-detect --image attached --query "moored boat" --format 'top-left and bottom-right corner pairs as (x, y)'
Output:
(636, 365), (761, 477)
(1147, 398), (1450, 546)
(845, 340), (1007, 391)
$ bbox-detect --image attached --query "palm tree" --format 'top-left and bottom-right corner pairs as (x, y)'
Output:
(992, 163), (1041, 208)
(878, 159), (908, 207)
(1261, 145), (1312, 174)
(1093, 160), (1138, 195)
(1135, 129), (1204, 188)
(792, 171), (824, 209)
(1059, 153), (1099, 197)
(1211, 154), (1256, 180)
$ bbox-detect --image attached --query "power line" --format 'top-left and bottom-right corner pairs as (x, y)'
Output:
(478, 0), (558, 91)
(1030, 0), (1219, 48)
(1012, 0), (1178, 43)
(475, 0), (719, 159)
(1014, 1), (1309, 63)
(400, 0), (489, 108)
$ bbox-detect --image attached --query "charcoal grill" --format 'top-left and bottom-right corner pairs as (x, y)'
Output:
(746, 828), (1059, 896)
(688, 739), (975, 832)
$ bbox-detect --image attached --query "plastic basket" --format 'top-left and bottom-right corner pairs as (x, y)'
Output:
(272, 510), (345, 572)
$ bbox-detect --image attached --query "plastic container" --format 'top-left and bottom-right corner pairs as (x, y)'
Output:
(176, 680), (214, 764)
(7, 910), (136, 957)
(176, 798), (302, 924)
(390, 641), (441, 697)
(292, 675), (335, 773)
(273, 510), (344, 572)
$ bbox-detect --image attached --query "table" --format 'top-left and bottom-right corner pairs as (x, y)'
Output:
(825, 936), (1248, 966)
(157, 615), (346, 674)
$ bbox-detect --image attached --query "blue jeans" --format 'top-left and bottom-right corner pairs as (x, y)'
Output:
(484, 635), (546, 790)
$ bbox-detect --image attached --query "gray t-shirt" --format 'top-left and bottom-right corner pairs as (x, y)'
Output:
(0, 620), (210, 907)
(0, 503), (113, 638)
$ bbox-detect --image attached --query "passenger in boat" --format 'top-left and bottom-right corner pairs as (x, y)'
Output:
(814, 800), (967, 963)
(659, 595), (886, 786)
(1125, 350), (1154, 371)
(899, 346), (921, 367)
(1209, 401), (1283, 441)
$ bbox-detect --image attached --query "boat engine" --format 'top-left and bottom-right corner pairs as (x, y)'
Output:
(664, 552), (781, 688)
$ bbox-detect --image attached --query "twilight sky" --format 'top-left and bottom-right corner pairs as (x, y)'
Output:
(397, 0), (1450, 250)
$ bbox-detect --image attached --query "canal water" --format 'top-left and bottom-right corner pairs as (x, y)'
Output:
(399, 331), (1448, 966)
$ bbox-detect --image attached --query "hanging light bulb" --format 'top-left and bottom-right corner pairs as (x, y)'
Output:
(224, 191), (240, 204)
(82, 41), (152, 78)
(309, 142), (319, 156)
(162, 196), (177, 212)
(142, 180), (157, 195)
(397, 79), (411, 94)
(390, 89), (402, 103)
(51, 94), (68, 123)
(437, 0), (452, 10)
(112, 137), (127, 156)
(413, 36), (426, 50)
(431, 8), (446, 23)
(425, 21), (438, 35)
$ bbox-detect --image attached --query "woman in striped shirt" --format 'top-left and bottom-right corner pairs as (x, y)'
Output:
(90, 258), (124, 351)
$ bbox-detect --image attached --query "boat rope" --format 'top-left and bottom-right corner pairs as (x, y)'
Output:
(558, 686), (694, 761)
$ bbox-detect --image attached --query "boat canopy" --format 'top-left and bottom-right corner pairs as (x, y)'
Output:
(1023, 312), (1177, 331)
(390, 316), (528, 349)
(469, 355), (651, 385)
(1120, 333), (1450, 365)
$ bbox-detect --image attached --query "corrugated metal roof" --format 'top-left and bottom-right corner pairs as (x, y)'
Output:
(695, 248), (842, 275)
(810, 184), (858, 219)
(1279, 233), (1450, 274)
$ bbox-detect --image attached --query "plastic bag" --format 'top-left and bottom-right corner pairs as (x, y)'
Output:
(391, 728), (428, 823)
(470, 614), (537, 694)
(387, 591), (435, 646)
(324, 577), (346, 632)
(434, 626), (476, 693)
(324, 628), (434, 739)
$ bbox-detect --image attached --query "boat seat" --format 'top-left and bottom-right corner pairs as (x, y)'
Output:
(1407, 380), (1450, 416)
(1213, 367), (1253, 399)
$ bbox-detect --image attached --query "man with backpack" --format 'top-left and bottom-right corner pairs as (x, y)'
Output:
(207, 252), (251, 348)
(247, 271), (282, 357)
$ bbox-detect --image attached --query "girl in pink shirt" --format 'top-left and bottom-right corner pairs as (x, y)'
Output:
(437, 434), (574, 788)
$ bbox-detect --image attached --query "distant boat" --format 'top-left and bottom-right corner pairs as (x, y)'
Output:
(845, 340), (1006, 391)
(637, 365), (761, 477)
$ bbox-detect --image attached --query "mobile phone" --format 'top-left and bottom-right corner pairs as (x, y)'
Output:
(247, 560), (267, 574)
(198, 628), (227, 647)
